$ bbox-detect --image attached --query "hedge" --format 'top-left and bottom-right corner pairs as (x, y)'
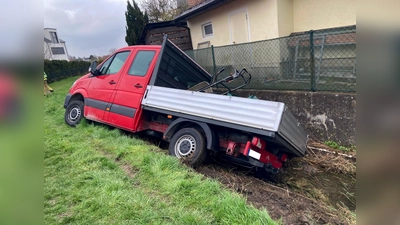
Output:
(44, 60), (91, 83)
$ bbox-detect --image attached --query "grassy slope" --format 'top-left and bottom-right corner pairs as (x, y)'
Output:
(44, 77), (278, 225)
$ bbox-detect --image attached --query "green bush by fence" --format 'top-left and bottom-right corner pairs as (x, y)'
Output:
(185, 25), (356, 93)
(44, 60), (90, 83)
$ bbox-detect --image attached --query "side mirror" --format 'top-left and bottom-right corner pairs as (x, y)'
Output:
(89, 61), (98, 75)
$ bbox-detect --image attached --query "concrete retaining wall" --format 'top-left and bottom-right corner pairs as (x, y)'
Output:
(226, 90), (356, 146)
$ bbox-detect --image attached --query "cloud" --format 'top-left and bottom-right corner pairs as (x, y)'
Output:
(44, 0), (130, 57)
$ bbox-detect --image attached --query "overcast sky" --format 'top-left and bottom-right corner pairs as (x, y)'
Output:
(44, 0), (141, 58)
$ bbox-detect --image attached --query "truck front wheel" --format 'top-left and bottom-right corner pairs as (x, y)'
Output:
(168, 128), (207, 166)
(64, 100), (84, 127)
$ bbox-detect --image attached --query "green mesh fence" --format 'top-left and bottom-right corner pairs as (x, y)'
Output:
(185, 25), (356, 92)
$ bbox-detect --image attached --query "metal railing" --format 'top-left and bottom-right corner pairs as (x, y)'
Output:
(185, 25), (356, 92)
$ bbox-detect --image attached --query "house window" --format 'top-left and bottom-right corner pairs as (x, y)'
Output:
(201, 22), (213, 38)
(50, 32), (59, 43)
(51, 47), (65, 55)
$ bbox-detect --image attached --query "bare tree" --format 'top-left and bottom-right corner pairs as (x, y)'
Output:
(109, 48), (117, 54)
(141, 0), (187, 23)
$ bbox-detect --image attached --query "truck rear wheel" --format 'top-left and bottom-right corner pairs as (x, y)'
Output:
(168, 128), (207, 166)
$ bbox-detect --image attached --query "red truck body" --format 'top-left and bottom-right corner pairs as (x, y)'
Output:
(66, 45), (161, 132)
(64, 38), (308, 173)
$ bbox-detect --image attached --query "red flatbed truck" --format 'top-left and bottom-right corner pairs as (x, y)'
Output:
(64, 36), (308, 173)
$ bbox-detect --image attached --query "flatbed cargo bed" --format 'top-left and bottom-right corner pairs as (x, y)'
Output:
(142, 85), (307, 156)
(140, 36), (308, 157)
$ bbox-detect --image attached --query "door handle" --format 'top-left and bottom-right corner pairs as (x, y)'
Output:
(109, 80), (116, 85)
(134, 83), (143, 88)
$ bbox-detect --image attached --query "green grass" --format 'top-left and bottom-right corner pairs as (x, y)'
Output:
(324, 140), (356, 152)
(44, 77), (278, 224)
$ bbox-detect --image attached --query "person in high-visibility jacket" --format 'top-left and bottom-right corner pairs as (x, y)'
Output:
(44, 72), (54, 96)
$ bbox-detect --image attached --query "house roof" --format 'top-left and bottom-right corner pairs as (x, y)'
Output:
(174, 0), (234, 21)
(142, 20), (187, 31)
(139, 20), (187, 44)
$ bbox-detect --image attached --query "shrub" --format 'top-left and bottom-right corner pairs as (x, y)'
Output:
(44, 60), (91, 83)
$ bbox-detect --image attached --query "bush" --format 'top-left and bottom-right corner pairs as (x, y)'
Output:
(44, 60), (91, 83)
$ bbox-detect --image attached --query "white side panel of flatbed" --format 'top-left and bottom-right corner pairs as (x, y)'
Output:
(142, 85), (285, 132)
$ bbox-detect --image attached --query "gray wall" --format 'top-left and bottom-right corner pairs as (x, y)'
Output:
(227, 90), (356, 146)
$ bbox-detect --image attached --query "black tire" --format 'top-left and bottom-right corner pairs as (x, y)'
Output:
(64, 100), (84, 127)
(168, 128), (207, 166)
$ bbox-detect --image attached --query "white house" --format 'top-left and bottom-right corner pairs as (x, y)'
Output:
(44, 28), (70, 61)
(175, 0), (356, 49)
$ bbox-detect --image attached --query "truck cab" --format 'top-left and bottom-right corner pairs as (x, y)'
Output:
(64, 45), (161, 131)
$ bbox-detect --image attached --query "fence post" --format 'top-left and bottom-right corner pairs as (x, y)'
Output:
(211, 45), (217, 79)
(309, 30), (316, 92)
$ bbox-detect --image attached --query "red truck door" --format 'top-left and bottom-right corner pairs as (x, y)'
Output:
(104, 49), (158, 131)
(85, 51), (131, 122)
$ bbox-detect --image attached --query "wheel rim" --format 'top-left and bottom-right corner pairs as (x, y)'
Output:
(174, 134), (196, 158)
(69, 106), (81, 121)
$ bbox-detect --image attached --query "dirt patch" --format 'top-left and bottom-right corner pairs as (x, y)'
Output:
(281, 154), (356, 211)
(304, 148), (356, 175)
(58, 212), (72, 219)
(48, 199), (57, 209)
(108, 132), (356, 224)
(100, 150), (138, 179)
(195, 149), (356, 225)
(120, 164), (136, 179)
